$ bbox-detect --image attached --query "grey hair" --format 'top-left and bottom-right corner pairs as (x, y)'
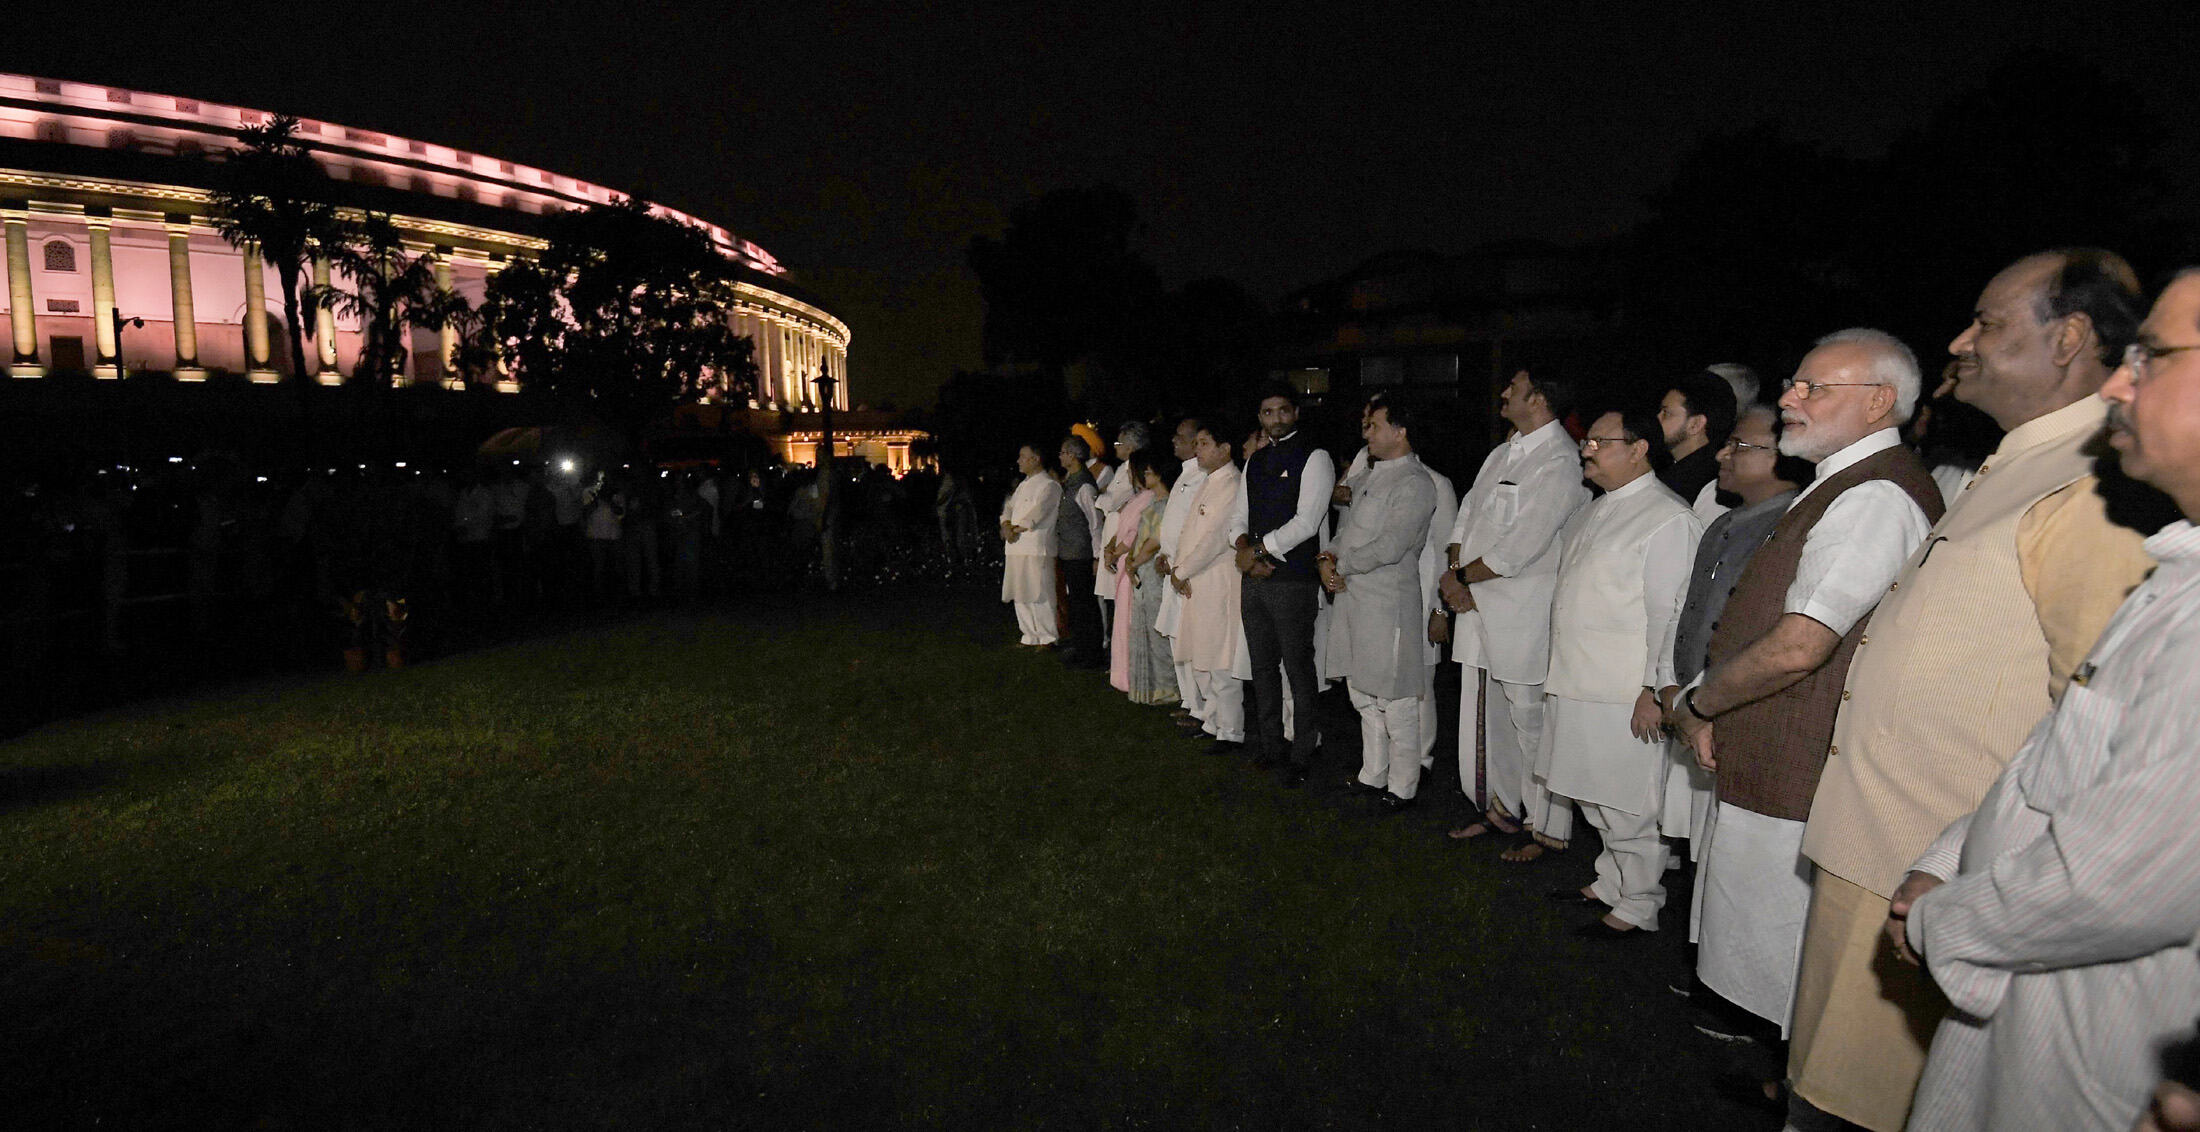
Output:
(1116, 420), (1151, 451)
(1062, 434), (1092, 460)
(1707, 363), (1760, 413)
(1738, 402), (1781, 430)
(1813, 328), (1921, 424)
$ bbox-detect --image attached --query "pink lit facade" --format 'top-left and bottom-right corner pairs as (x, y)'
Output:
(0, 72), (851, 411)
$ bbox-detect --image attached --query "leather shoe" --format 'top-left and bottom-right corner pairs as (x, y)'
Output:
(1545, 887), (1606, 906)
(1203, 739), (1245, 757)
(1342, 777), (1382, 795)
(1572, 918), (1646, 941)
(1279, 766), (1308, 788)
(1376, 791), (1415, 814)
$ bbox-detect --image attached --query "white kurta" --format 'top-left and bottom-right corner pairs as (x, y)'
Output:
(999, 472), (1061, 603)
(1448, 419), (1592, 683)
(1903, 520), (2200, 1132)
(1153, 457), (1208, 639)
(1537, 474), (1699, 813)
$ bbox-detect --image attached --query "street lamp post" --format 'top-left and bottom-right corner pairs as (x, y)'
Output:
(113, 310), (144, 462)
(813, 362), (840, 591)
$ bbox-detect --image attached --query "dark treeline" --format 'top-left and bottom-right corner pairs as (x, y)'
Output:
(935, 53), (2193, 487)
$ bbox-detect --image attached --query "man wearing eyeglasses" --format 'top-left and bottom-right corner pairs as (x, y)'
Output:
(1782, 251), (2155, 1131)
(1663, 330), (1943, 1114)
(1895, 267), (2200, 1130)
(1538, 406), (1702, 936)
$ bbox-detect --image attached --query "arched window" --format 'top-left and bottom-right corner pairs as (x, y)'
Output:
(43, 240), (76, 273)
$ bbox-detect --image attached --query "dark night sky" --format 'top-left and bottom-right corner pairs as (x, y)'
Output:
(11, 1), (2195, 408)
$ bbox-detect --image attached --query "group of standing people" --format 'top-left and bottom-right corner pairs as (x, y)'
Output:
(1002, 247), (2200, 1131)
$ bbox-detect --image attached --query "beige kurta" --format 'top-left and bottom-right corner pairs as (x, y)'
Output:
(1171, 463), (1250, 677)
(1789, 394), (2154, 1130)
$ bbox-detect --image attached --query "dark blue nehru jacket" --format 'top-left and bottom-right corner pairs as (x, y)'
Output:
(1244, 433), (1319, 582)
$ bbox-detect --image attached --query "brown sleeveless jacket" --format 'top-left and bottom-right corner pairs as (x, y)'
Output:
(1704, 444), (1945, 820)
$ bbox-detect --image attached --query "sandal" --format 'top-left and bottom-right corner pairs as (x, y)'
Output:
(1499, 834), (1565, 864)
(1446, 807), (1522, 842)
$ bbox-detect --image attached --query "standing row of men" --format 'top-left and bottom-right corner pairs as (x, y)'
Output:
(1003, 246), (2200, 1129)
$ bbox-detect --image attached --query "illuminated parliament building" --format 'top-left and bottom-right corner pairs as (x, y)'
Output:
(0, 72), (922, 471)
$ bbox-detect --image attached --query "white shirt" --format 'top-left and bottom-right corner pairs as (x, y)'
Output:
(1784, 428), (1933, 636)
(1446, 419), (1592, 677)
(1902, 520), (2200, 1132)
(1229, 432), (1337, 558)
(1447, 419), (1584, 578)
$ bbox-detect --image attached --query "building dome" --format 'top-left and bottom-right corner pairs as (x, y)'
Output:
(0, 72), (849, 413)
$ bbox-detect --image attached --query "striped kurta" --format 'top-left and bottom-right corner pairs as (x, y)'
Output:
(1903, 520), (2200, 1131)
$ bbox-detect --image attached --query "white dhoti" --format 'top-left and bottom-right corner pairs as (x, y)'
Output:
(1417, 661), (1438, 769)
(1659, 738), (1715, 855)
(1349, 682), (1424, 799)
(1458, 666), (1545, 820)
(1691, 800), (1812, 1034)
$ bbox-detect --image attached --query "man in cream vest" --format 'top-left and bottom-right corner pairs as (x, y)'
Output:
(1437, 369), (1592, 855)
(1540, 407), (1702, 935)
(1784, 250), (2156, 1131)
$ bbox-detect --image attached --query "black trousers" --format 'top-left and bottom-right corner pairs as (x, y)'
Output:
(1242, 575), (1321, 766)
(1058, 557), (1103, 660)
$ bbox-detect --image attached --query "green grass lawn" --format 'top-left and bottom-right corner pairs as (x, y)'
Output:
(2, 587), (1742, 1129)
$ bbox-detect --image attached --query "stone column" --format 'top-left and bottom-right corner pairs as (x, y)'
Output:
(5, 211), (43, 377)
(166, 220), (206, 381)
(312, 253), (341, 383)
(242, 242), (276, 382)
(88, 218), (120, 378)
(433, 256), (460, 389)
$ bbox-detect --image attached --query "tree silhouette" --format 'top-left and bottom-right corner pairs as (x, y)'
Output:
(481, 198), (759, 441)
(311, 213), (447, 390)
(967, 185), (1163, 373)
(208, 115), (347, 385)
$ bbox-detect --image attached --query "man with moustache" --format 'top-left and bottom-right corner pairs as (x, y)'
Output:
(1438, 369), (1591, 855)
(1666, 331), (1942, 1108)
(1897, 267), (2200, 1130)
(1785, 250), (2155, 1131)
(1538, 406), (1701, 934)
